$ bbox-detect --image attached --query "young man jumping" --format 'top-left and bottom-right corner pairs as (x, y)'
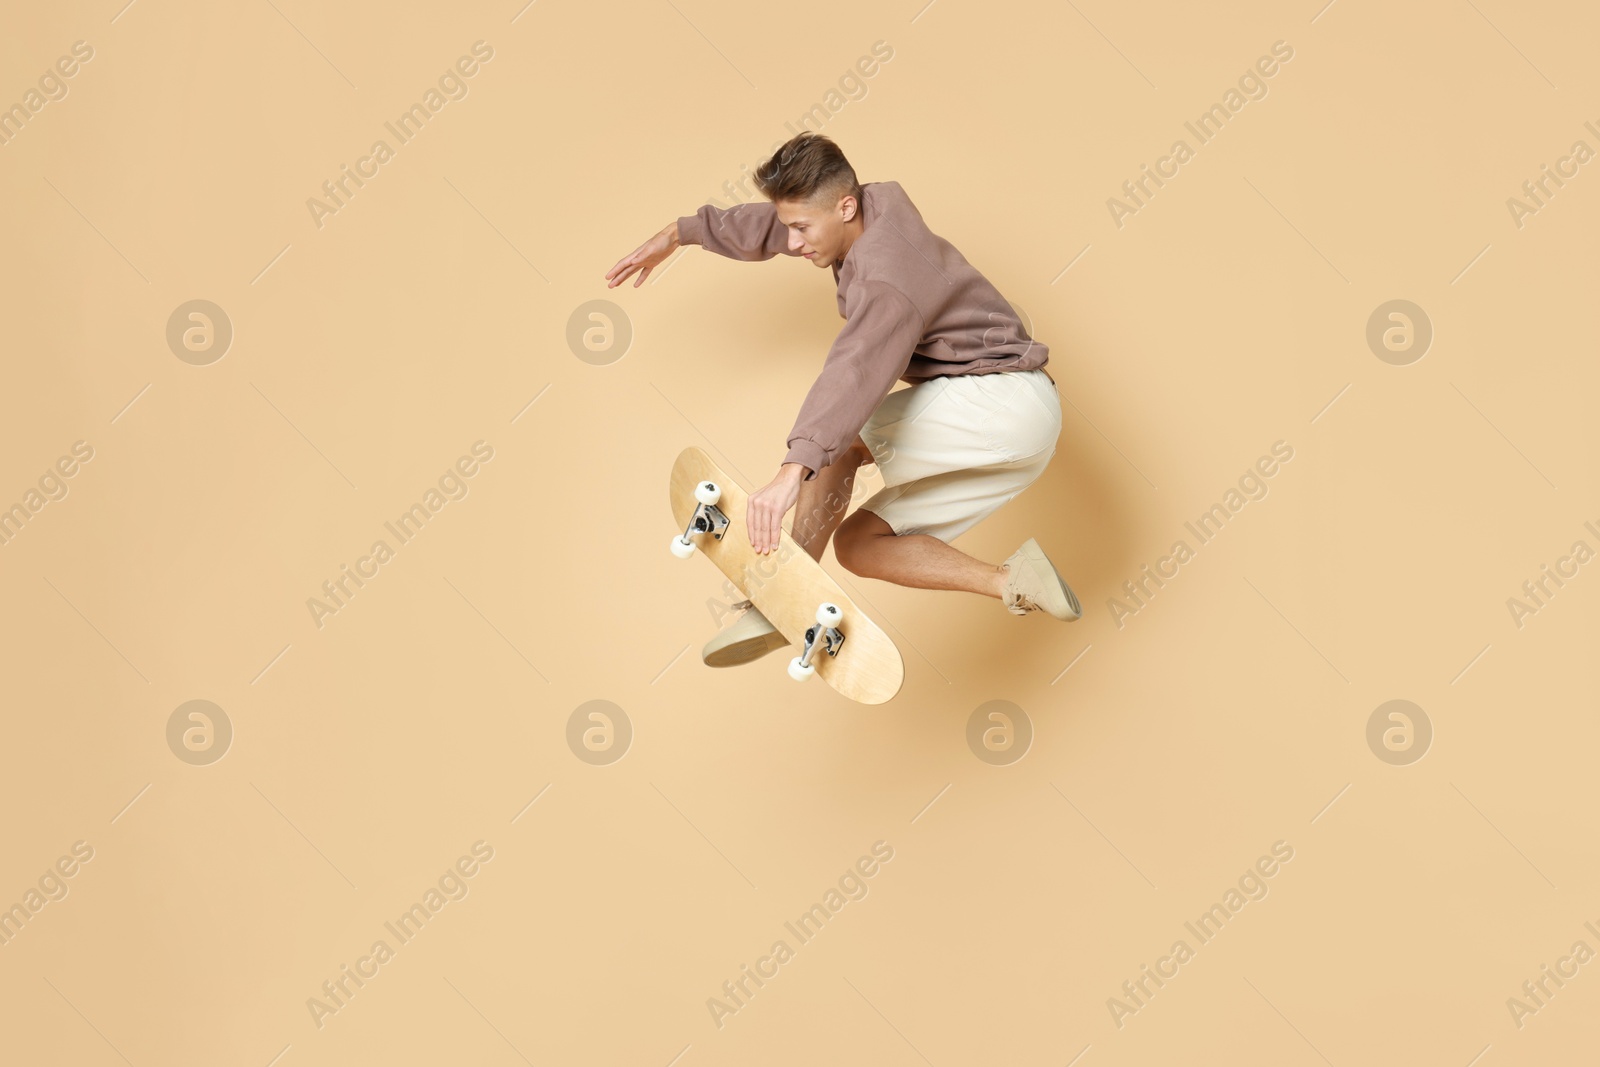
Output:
(606, 132), (1081, 667)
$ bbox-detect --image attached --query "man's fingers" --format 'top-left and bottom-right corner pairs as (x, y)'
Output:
(605, 247), (649, 285)
(746, 489), (793, 555)
(604, 255), (634, 281)
(751, 503), (773, 554)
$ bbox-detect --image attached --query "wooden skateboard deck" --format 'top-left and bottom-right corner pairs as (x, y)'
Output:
(669, 446), (904, 704)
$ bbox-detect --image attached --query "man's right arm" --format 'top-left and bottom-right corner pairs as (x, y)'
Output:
(677, 201), (799, 262)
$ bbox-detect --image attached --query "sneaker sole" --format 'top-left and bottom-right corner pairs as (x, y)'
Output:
(702, 628), (792, 668)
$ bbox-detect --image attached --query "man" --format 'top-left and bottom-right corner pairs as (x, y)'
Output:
(606, 132), (1081, 667)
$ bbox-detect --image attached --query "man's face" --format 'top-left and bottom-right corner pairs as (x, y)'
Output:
(776, 193), (856, 268)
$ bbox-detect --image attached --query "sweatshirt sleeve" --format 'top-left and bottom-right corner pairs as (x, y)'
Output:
(677, 200), (799, 261)
(784, 280), (925, 480)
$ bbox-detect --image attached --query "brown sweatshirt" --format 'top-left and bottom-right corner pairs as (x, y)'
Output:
(676, 181), (1049, 480)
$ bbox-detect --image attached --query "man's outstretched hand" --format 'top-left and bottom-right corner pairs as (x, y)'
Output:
(605, 223), (679, 288)
(747, 465), (806, 555)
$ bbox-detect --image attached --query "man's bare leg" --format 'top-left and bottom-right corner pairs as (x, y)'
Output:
(834, 509), (1009, 599)
(789, 439), (870, 563)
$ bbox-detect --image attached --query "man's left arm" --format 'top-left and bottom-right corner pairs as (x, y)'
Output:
(746, 280), (925, 554)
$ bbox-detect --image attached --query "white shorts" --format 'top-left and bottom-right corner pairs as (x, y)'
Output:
(856, 368), (1061, 543)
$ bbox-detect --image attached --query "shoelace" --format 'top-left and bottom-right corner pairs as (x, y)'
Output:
(1007, 589), (1041, 611)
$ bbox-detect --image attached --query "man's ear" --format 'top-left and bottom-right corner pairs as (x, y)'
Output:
(840, 196), (858, 222)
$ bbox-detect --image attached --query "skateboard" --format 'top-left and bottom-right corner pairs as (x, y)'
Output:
(669, 446), (904, 704)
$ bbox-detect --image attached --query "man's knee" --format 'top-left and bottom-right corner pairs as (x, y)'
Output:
(834, 510), (892, 573)
(834, 530), (866, 575)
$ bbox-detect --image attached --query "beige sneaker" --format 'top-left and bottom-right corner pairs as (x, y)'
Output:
(1000, 538), (1082, 620)
(702, 600), (792, 667)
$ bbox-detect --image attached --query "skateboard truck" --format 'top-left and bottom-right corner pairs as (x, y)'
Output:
(669, 481), (730, 558)
(788, 603), (845, 682)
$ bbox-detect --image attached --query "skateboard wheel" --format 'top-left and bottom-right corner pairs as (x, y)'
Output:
(816, 603), (843, 627)
(695, 481), (722, 506)
(788, 656), (816, 682)
(669, 534), (697, 559)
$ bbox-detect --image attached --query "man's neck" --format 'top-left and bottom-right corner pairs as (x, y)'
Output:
(838, 217), (866, 261)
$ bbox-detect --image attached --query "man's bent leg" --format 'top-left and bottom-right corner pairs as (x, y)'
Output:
(833, 510), (1008, 599)
(791, 438), (869, 563)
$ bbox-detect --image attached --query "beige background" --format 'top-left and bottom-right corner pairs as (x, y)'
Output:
(2, 0), (1597, 1063)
